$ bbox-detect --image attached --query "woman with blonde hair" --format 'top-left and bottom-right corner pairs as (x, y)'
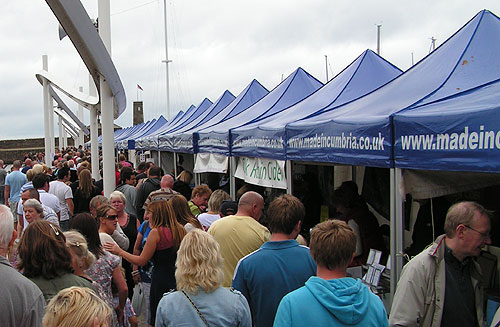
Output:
(156, 229), (251, 326)
(170, 195), (202, 232)
(43, 286), (112, 327)
(105, 200), (186, 326)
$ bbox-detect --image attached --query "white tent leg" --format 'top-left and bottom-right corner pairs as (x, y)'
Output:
(173, 152), (177, 177)
(286, 160), (292, 194)
(230, 157), (236, 200)
(390, 167), (404, 300)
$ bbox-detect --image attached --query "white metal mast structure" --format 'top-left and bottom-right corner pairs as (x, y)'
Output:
(162, 0), (172, 121)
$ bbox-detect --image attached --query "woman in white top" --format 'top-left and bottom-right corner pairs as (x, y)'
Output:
(197, 190), (230, 231)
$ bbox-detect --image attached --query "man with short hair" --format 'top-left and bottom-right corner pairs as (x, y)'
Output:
(274, 220), (388, 326)
(143, 174), (178, 209)
(135, 166), (161, 222)
(21, 158), (33, 174)
(0, 204), (45, 326)
(189, 184), (212, 216)
(49, 166), (74, 231)
(4, 160), (27, 228)
(115, 167), (137, 216)
(208, 191), (270, 287)
(232, 194), (316, 327)
(389, 201), (490, 327)
(31, 173), (60, 220)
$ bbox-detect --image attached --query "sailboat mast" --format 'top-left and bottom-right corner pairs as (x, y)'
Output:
(163, 0), (171, 120)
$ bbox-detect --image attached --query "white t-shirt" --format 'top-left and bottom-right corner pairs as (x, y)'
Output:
(38, 190), (61, 214)
(197, 213), (221, 231)
(49, 181), (73, 222)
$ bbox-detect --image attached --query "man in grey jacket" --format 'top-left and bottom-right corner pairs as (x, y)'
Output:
(390, 201), (491, 327)
(0, 204), (45, 326)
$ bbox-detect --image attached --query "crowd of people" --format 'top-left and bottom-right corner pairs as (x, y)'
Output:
(0, 147), (498, 326)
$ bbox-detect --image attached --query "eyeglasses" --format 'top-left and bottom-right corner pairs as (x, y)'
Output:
(104, 215), (118, 220)
(464, 225), (490, 240)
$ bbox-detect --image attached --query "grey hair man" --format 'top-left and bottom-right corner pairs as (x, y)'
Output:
(389, 201), (491, 327)
(208, 191), (270, 287)
(0, 204), (45, 326)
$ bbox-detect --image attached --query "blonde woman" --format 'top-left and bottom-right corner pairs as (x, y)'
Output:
(43, 286), (112, 327)
(155, 229), (251, 326)
(104, 200), (186, 326)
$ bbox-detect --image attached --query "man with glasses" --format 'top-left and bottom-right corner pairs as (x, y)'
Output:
(390, 201), (491, 327)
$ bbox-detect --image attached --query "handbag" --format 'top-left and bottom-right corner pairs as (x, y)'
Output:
(181, 290), (209, 327)
(131, 283), (145, 314)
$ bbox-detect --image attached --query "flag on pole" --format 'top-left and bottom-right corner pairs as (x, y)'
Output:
(137, 84), (143, 91)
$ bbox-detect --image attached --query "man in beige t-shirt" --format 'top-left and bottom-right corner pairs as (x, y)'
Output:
(208, 191), (270, 287)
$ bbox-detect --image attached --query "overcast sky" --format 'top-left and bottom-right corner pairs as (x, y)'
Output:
(1, 0), (499, 140)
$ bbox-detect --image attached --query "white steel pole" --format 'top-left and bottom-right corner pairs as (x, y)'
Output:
(286, 160), (292, 194)
(230, 157), (236, 200)
(173, 152), (177, 177)
(99, 0), (115, 197)
(63, 129), (68, 148)
(376, 24), (381, 55)
(390, 167), (404, 300)
(58, 116), (64, 151)
(89, 76), (99, 180)
(42, 55), (51, 165)
(163, 0), (171, 121)
(78, 86), (84, 147)
(49, 98), (55, 155)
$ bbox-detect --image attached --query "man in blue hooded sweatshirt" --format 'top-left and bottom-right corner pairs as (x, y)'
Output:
(274, 219), (388, 327)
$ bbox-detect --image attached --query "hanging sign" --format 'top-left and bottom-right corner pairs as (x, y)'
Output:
(194, 153), (228, 173)
(235, 157), (287, 189)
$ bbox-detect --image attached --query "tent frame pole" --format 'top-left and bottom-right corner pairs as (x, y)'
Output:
(286, 160), (292, 194)
(230, 157), (236, 200)
(390, 167), (404, 301)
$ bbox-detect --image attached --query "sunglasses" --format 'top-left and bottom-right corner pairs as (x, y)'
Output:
(104, 214), (119, 220)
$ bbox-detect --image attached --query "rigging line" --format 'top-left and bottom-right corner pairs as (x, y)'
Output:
(111, 0), (158, 16)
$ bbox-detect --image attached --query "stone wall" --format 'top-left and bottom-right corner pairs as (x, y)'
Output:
(0, 138), (74, 164)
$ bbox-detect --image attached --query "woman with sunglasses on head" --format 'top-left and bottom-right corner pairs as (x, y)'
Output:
(97, 204), (121, 246)
(71, 213), (128, 327)
(104, 200), (186, 326)
(17, 220), (95, 303)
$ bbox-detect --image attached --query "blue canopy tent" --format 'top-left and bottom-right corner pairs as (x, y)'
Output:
(197, 67), (323, 156)
(116, 119), (156, 146)
(157, 98), (213, 140)
(284, 9), (500, 297)
(286, 10), (499, 168)
(135, 109), (187, 150)
(394, 81), (500, 172)
(158, 90), (236, 151)
(181, 79), (269, 155)
(392, 13), (500, 173)
(118, 116), (168, 150)
(231, 50), (402, 160)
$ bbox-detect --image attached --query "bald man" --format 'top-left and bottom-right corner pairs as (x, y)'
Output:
(208, 191), (270, 287)
(142, 174), (179, 209)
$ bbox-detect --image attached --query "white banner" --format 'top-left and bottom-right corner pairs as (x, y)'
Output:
(234, 157), (287, 189)
(193, 153), (228, 173)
